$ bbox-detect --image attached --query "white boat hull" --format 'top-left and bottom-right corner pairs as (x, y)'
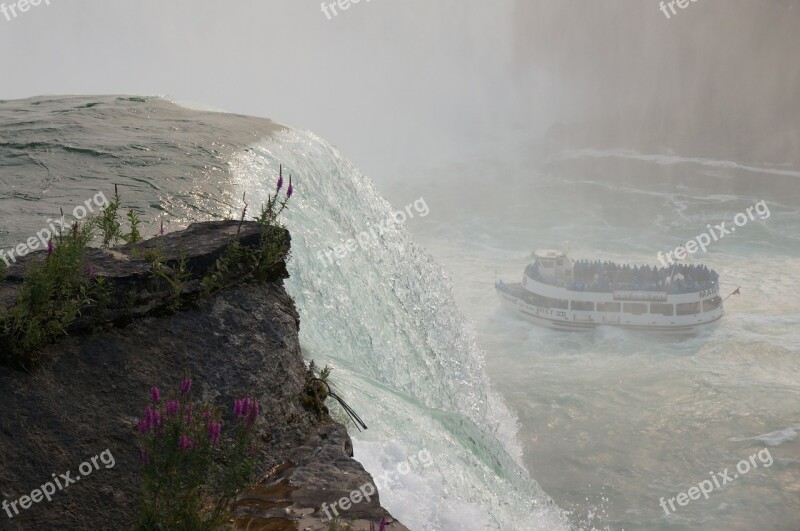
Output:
(496, 284), (723, 335)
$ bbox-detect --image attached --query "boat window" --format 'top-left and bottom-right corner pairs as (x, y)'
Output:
(649, 303), (674, 316)
(676, 302), (702, 316)
(571, 301), (594, 311)
(702, 296), (722, 312)
(597, 302), (621, 312)
(547, 297), (569, 310)
(623, 303), (647, 315)
(524, 293), (569, 310)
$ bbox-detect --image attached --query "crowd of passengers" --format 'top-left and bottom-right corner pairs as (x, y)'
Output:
(526, 260), (719, 294)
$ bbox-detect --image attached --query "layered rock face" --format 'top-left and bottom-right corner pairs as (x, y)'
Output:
(0, 222), (406, 530)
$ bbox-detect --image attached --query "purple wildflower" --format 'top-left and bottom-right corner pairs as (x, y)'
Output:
(166, 400), (180, 416)
(140, 449), (149, 465)
(202, 410), (211, 420)
(286, 176), (293, 199)
(136, 416), (150, 433)
(153, 411), (163, 429)
(47, 239), (54, 257)
(150, 387), (161, 404)
(180, 378), (192, 395)
(277, 165), (284, 192)
(184, 404), (194, 425)
(378, 517), (387, 531)
(207, 421), (222, 445)
(159, 219), (164, 236)
(245, 400), (260, 429)
(178, 435), (193, 451)
(234, 399), (244, 418)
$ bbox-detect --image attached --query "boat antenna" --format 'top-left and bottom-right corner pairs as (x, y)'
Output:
(668, 241), (688, 284)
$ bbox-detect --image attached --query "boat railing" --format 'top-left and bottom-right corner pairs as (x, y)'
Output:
(525, 262), (719, 295)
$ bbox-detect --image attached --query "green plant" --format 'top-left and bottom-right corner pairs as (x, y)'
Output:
(150, 249), (192, 311)
(98, 184), (123, 248)
(0, 220), (98, 369)
(87, 274), (112, 327)
(201, 174), (293, 294)
(202, 240), (248, 294)
(134, 377), (261, 530)
(255, 165), (293, 225)
(326, 516), (353, 530)
(126, 289), (139, 310)
(125, 208), (143, 244)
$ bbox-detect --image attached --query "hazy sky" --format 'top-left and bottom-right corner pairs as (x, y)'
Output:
(1, 1), (797, 181)
(0, 0), (528, 181)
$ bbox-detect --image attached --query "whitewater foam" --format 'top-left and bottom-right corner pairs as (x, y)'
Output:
(227, 128), (570, 530)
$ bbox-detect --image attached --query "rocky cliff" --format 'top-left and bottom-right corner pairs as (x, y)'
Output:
(0, 221), (407, 530)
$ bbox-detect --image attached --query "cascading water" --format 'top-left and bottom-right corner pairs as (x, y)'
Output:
(228, 128), (571, 530)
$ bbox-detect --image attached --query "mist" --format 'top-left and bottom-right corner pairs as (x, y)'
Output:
(2, 1), (796, 183)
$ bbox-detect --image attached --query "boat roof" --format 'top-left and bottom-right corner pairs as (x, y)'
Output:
(534, 249), (567, 259)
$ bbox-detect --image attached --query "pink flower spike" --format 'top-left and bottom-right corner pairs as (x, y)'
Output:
(150, 387), (161, 404)
(180, 378), (192, 395)
(207, 421), (222, 445)
(166, 400), (180, 416)
(286, 176), (293, 198)
(47, 239), (54, 257)
(245, 400), (260, 429)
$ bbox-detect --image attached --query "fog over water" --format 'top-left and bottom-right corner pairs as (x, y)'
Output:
(1, 1), (798, 530)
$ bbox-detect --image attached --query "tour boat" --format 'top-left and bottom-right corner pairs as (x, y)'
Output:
(495, 249), (726, 334)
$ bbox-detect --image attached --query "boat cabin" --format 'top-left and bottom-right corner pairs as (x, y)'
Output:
(533, 249), (574, 284)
